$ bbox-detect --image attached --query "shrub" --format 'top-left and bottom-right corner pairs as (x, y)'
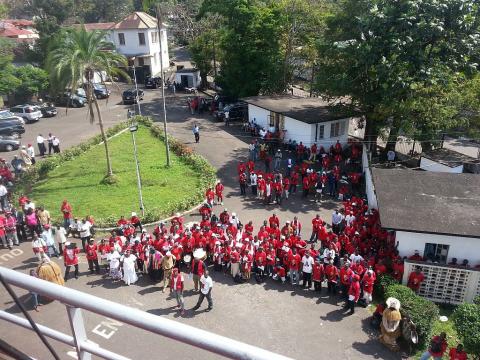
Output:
(375, 273), (398, 299)
(452, 302), (480, 357)
(385, 284), (439, 347)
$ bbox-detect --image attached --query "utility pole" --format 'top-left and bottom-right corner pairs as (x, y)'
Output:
(155, 3), (171, 167)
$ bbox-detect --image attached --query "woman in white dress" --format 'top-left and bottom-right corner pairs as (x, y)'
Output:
(121, 250), (138, 285)
(107, 249), (122, 281)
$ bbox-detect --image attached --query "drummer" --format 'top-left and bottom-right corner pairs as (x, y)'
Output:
(191, 248), (206, 291)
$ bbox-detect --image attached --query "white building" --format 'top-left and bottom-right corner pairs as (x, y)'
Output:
(243, 95), (358, 148)
(370, 168), (480, 304)
(81, 12), (169, 80)
(419, 147), (478, 173)
(175, 68), (201, 88)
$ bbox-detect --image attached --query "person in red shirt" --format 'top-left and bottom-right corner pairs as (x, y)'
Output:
(408, 250), (424, 261)
(310, 214), (322, 242)
(361, 270), (376, 305)
(449, 344), (468, 360)
(255, 246), (267, 281)
(170, 268), (185, 315)
(302, 175), (310, 198)
(61, 199), (73, 231)
(334, 140), (342, 154)
(130, 212), (142, 231)
(269, 213), (280, 228)
(325, 260), (339, 294)
(205, 187), (215, 206)
(420, 333), (448, 360)
(85, 238), (100, 274)
(215, 181), (224, 205)
(309, 143), (318, 161)
(289, 248), (301, 285)
(63, 242), (80, 281)
(407, 268), (425, 293)
(237, 162), (246, 175)
(239, 172), (247, 196)
(345, 274), (360, 315)
(340, 262), (354, 299)
(312, 259), (324, 291)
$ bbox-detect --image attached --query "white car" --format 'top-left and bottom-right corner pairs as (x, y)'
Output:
(10, 104), (43, 123)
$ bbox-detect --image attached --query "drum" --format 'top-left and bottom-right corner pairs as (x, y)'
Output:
(183, 254), (192, 264)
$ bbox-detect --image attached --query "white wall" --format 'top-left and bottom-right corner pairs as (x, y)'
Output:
(396, 231), (480, 265)
(420, 157), (464, 173)
(110, 28), (169, 76)
(248, 105), (270, 128)
(283, 116), (314, 146)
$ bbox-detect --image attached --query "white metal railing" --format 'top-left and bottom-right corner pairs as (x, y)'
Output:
(0, 266), (293, 360)
(402, 261), (480, 305)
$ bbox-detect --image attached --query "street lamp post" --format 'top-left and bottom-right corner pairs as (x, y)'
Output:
(154, 3), (171, 167)
(129, 123), (145, 216)
(131, 58), (142, 116)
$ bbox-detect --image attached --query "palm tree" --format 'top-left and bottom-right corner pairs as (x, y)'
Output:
(46, 27), (128, 178)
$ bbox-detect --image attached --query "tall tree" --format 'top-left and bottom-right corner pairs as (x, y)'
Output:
(315, 0), (480, 152)
(200, 0), (285, 97)
(46, 28), (128, 179)
(74, 0), (134, 23)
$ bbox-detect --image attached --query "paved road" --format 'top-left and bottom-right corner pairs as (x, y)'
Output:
(2, 87), (133, 163)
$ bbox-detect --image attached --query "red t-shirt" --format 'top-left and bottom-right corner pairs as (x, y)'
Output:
(449, 348), (467, 360)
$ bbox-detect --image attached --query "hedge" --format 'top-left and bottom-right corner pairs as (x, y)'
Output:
(385, 284), (439, 347)
(14, 116), (217, 227)
(452, 301), (480, 357)
(374, 273), (398, 300)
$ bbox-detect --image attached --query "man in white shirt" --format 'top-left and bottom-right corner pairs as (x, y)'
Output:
(0, 183), (7, 210)
(345, 211), (355, 226)
(349, 250), (364, 264)
(79, 219), (92, 252)
(332, 210), (345, 234)
(52, 137), (61, 153)
(250, 172), (258, 196)
(192, 270), (213, 311)
(301, 252), (314, 290)
(36, 134), (46, 157)
(27, 144), (36, 164)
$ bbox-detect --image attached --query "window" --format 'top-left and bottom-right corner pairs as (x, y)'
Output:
(118, 33), (125, 45)
(152, 31), (158, 43)
(330, 120), (346, 138)
(269, 111), (275, 127)
(137, 57), (144, 66)
(424, 243), (449, 264)
(315, 124), (324, 141)
(138, 33), (146, 45)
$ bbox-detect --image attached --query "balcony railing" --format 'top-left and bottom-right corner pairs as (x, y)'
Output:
(0, 266), (292, 360)
(402, 260), (480, 305)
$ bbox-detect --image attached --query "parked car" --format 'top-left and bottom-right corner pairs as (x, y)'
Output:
(30, 102), (57, 117)
(0, 136), (20, 152)
(0, 110), (24, 124)
(215, 102), (248, 123)
(0, 118), (25, 139)
(55, 93), (87, 108)
(92, 84), (110, 99)
(10, 104), (43, 123)
(122, 89), (144, 104)
(82, 83), (110, 99)
(145, 77), (162, 89)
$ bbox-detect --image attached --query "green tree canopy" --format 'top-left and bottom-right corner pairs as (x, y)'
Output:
(315, 0), (480, 151)
(13, 65), (49, 99)
(46, 28), (128, 177)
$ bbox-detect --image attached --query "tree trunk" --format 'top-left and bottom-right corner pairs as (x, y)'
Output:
(364, 115), (378, 156)
(384, 125), (399, 152)
(93, 97), (114, 177)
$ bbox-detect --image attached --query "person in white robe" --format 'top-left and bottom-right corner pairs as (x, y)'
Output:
(121, 250), (138, 285)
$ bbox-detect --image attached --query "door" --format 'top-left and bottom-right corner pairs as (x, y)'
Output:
(181, 75), (189, 87)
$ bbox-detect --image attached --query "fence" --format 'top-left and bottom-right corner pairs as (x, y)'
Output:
(402, 261), (480, 305)
(0, 266), (292, 360)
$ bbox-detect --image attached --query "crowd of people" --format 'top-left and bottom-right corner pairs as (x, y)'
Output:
(238, 139), (363, 206)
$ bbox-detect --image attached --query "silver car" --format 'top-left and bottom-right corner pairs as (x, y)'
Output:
(10, 104), (43, 123)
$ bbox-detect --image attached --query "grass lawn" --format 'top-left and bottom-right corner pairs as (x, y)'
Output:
(31, 125), (202, 225)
